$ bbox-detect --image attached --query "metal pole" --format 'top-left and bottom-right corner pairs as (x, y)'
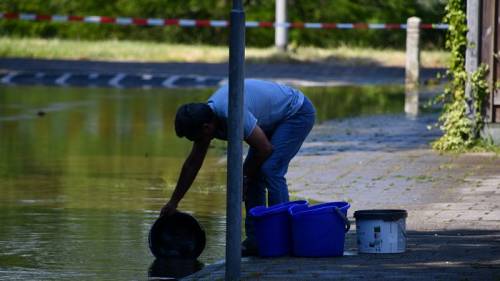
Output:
(226, 0), (245, 280)
(275, 0), (288, 52)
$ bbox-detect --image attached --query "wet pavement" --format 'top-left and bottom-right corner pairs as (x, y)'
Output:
(185, 112), (500, 281)
(0, 58), (444, 88)
(186, 230), (499, 281)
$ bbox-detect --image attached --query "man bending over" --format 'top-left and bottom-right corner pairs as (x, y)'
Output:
(161, 79), (315, 256)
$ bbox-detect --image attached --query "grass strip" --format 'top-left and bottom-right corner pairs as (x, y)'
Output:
(0, 37), (448, 67)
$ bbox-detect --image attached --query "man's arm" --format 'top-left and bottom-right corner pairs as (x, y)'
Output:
(243, 125), (273, 181)
(161, 139), (211, 216)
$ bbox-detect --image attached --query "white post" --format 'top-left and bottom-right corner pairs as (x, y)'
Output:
(275, 0), (288, 52)
(405, 17), (421, 117)
(465, 0), (481, 120)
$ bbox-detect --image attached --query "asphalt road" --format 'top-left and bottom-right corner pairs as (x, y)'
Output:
(0, 58), (445, 88)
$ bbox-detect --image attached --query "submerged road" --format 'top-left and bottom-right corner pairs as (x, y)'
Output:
(0, 58), (445, 88)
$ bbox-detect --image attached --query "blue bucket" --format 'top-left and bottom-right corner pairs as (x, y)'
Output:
(289, 201), (351, 257)
(249, 200), (308, 257)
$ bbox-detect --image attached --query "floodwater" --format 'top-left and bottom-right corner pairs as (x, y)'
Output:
(0, 85), (404, 280)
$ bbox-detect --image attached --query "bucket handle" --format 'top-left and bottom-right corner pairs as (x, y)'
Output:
(334, 207), (351, 233)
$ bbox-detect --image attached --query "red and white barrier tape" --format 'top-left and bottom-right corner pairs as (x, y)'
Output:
(0, 12), (449, 30)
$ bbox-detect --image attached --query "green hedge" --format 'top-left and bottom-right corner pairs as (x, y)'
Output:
(0, 0), (446, 48)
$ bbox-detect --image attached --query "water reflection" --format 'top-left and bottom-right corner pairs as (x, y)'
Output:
(0, 85), (404, 280)
(148, 258), (204, 280)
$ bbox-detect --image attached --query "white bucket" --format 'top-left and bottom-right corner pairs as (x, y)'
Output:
(354, 209), (407, 254)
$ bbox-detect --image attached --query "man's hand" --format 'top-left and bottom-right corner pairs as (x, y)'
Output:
(160, 201), (178, 217)
(244, 125), (273, 181)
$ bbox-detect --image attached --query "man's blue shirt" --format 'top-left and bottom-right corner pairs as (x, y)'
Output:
(207, 79), (305, 139)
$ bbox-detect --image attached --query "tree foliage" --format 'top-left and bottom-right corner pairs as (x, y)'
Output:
(0, 0), (445, 48)
(432, 0), (490, 151)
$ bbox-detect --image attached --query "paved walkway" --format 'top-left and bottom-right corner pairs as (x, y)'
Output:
(184, 113), (500, 281)
(0, 58), (444, 88)
(293, 114), (500, 231)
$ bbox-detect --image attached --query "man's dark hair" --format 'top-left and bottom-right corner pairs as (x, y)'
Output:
(175, 103), (214, 141)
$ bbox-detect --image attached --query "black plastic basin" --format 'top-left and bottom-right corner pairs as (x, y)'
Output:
(148, 212), (206, 259)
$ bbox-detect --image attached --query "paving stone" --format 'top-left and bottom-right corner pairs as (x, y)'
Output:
(423, 203), (472, 210)
(482, 210), (500, 221)
(476, 184), (500, 192)
(455, 210), (489, 220)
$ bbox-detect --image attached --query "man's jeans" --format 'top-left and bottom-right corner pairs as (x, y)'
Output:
(244, 96), (316, 244)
